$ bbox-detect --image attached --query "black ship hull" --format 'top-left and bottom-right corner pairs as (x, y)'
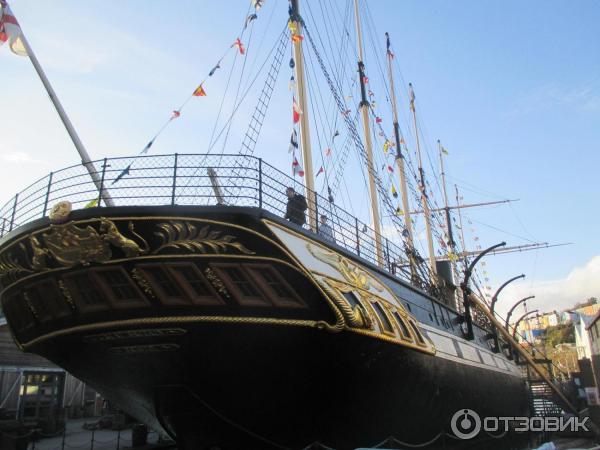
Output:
(35, 322), (530, 449)
(0, 205), (532, 449)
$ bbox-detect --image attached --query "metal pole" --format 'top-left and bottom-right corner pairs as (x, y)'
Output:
(353, 0), (383, 267)
(9, 194), (18, 231)
(355, 218), (360, 256)
(90, 428), (95, 450)
(42, 172), (53, 217)
(490, 274), (526, 317)
(489, 274), (525, 352)
(290, 0), (316, 231)
(171, 153), (178, 206)
(410, 83), (437, 279)
(258, 158), (263, 209)
(385, 32), (416, 279)
(461, 241), (506, 340)
(97, 159), (108, 207)
(116, 429), (120, 450)
(61, 426), (66, 450)
(14, 24), (113, 206)
(466, 296), (579, 414)
(314, 193), (319, 234)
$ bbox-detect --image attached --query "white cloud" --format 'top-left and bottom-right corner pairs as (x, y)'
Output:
(509, 81), (600, 116)
(497, 255), (600, 317)
(1, 152), (48, 165)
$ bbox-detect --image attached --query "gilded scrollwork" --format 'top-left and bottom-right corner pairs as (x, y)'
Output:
(307, 243), (384, 292)
(324, 278), (373, 330)
(43, 222), (112, 267)
(99, 219), (149, 257)
(0, 251), (33, 285)
(58, 280), (77, 311)
(29, 236), (49, 271)
(153, 221), (254, 255)
(204, 267), (231, 298)
(131, 268), (156, 299)
(23, 292), (38, 320)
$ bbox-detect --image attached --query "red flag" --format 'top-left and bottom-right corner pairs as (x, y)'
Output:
(292, 96), (302, 123)
(291, 34), (303, 42)
(232, 38), (245, 55)
(316, 166), (324, 177)
(362, 76), (369, 84)
(193, 84), (207, 97)
(375, 116), (382, 124)
(171, 110), (181, 119)
(0, 1), (26, 55)
(292, 157), (304, 177)
(387, 165), (393, 173)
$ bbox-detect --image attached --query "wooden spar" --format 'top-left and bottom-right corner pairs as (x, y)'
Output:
(411, 198), (518, 215)
(353, 0), (383, 267)
(15, 20), (114, 207)
(467, 292), (579, 414)
(385, 32), (416, 278)
(409, 83), (437, 277)
(290, 0), (316, 231)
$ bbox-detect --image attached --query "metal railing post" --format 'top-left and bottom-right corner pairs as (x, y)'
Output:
(42, 172), (53, 217)
(258, 158), (263, 209)
(97, 158), (108, 207)
(386, 238), (391, 272)
(355, 218), (360, 256)
(116, 428), (121, 450)
(9, 194), (18, 231)
(61, 426), (66, 450)
(90, 428), (95, 450)
(1, 218), (5, 237)
(314, 194), (319, 233)
(171, 153), (179, 206)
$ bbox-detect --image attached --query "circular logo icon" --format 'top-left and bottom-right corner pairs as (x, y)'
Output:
(450, 409), (481, 440)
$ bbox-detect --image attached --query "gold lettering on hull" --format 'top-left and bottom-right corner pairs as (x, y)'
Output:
(84, 328), (187, 343)
(109, 343), (180, 354)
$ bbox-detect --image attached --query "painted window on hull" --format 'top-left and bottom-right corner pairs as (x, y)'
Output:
(168, 264), (224, 306)
(392, 311), (413, 341)
(247, 265), (306, 308)
(408, 319), (427, 346)
(174, 266), (211, 297)
(4, 294), (34, 332)
(98, 270), (141, 302)
(372, 302), (394, 334)
(144, 266), (184, 299)
(63, 273), (109, 312)
(211, 263), (270, 307)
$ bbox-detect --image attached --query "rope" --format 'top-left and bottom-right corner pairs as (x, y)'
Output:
(373, 432), (444, 448)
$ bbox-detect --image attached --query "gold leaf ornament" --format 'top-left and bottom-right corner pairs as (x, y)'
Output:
(152, 221), (254, 255)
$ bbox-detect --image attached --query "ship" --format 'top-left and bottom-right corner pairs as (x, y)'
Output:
(0, 1), (574, 449)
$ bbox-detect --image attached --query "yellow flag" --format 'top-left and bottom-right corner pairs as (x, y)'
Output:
(391, 185), (398, 198)
(85, 199), (99, 208)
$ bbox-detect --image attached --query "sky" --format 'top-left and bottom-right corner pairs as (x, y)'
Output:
(1, 0), (599, 320)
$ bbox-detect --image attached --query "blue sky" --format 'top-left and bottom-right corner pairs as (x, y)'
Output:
(1, 0), (599, 317)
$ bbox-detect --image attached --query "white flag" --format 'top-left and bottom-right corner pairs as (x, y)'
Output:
(0, 1), (27, 56)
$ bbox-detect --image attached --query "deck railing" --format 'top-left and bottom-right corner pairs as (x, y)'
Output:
(0, 154), (413, 283)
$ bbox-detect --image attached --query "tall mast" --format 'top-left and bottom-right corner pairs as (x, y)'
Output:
(353, 0), (383, 267)
(385, 32), (416, 278)
(8, 4), (113, 206)
(409, 83), (437, 277)
(290, 0), (316, 230)
(455, 184), (468, 263)
(438, 141), (457, 257)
